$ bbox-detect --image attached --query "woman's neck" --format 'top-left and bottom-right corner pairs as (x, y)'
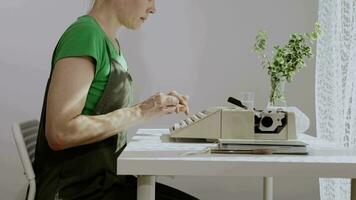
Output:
(88, 2), (121, 41)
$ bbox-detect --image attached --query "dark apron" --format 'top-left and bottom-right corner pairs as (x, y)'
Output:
(34, 42), (133, 200)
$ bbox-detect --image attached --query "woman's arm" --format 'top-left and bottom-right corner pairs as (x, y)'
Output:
(45, 57), (188, 151)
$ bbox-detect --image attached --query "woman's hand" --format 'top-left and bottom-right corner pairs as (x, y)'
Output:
(167, 91), (189, 115)
(137, 91), (190, 121)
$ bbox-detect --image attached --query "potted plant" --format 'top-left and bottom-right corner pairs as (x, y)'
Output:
(253, 23), (321, 107)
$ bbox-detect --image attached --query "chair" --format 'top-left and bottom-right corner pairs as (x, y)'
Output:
(352, 179), (356, 200)
(12, 120), (40, 200)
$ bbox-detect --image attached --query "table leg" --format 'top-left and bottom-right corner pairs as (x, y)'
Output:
(137, 175), (155, 200)
(263, 177), (273, 200)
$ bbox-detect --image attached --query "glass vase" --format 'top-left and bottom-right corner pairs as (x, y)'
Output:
(268, 78), (287, 108)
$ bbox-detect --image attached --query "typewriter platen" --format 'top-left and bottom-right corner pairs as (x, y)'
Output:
(169, 97), (299, 142)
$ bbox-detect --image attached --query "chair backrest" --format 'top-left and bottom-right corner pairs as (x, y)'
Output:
(352, 179), (356, 200)
(12, 120), (40, 180)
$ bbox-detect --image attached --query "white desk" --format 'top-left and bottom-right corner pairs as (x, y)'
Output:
(117, 129), (356, 200)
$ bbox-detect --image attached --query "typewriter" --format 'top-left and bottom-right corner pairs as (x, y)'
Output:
(169, 97), (306, 146)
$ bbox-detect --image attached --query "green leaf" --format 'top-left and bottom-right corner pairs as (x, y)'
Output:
(252, 23), (321, 85)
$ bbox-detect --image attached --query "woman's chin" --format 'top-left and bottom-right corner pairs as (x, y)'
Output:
(125, 23), (142, 30)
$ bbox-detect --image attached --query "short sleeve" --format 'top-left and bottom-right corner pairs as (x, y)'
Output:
(53, 24), (104, 75)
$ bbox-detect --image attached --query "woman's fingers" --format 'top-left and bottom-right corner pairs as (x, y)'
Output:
(162, 105), (177, 115)
(177, 104), (189, 114)
(167, 91), (190, 115)
(150, 91), (190, 116)
(160, 95), (179, 107)
(168, 91), (188, 106)
(183, 104), (190, 115)
(182, 95), (189, 101)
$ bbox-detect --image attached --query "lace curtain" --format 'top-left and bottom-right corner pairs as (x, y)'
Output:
(316, 0), (356, 199)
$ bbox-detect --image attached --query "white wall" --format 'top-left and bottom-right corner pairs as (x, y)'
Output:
(0, 0), (319, 199)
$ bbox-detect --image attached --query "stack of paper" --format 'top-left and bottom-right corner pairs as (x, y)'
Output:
(210, 139), (308, 155)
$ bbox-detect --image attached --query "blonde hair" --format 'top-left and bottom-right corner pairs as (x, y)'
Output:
(90, 0), (95, 8)
(87, 0), (96, 12)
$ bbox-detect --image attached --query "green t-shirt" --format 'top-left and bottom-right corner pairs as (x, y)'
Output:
(52, 15), (129, 115)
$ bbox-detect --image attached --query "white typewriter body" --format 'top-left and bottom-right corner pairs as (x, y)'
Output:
(169, 106), (298, 141)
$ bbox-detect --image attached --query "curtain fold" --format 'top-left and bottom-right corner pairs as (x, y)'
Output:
(316, 0), (356, 199)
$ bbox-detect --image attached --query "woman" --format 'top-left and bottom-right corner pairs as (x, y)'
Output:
(33, 0), (197, 199)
